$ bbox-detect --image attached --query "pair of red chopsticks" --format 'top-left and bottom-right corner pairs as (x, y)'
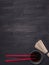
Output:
(5, 54), (35, 62)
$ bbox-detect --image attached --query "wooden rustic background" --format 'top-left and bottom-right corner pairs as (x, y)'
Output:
(0, 0), (49, 65)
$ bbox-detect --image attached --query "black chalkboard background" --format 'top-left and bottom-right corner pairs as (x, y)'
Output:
(0, 0), (49, 65)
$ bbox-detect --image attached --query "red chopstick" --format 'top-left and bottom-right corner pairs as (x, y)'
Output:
(5, 58), (36, 62)
(5, 54), (35, 58)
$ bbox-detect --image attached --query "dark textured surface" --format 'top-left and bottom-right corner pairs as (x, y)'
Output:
(0, 0), (49, 65)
